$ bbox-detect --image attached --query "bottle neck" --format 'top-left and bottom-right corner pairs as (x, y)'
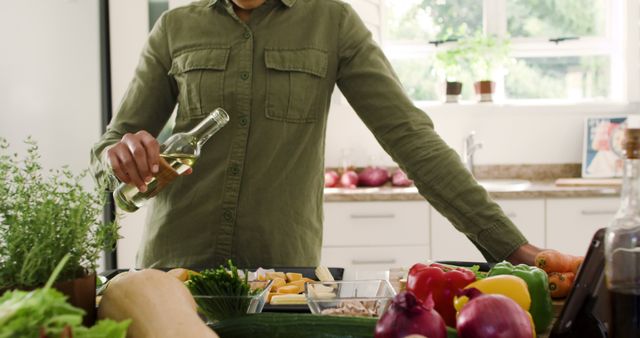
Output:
(187, 108), (230, 146)
(618, 158), (640, 214)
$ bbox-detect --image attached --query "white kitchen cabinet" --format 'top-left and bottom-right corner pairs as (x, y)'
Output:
(322, 201), (430, 278)
(323, 201), (429, 247)
(321, 246), (429, 280)
(430, 199), (546, 262)
(546, 197), (619, 256)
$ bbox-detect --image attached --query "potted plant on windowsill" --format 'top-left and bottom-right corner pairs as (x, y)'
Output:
(434, 45), (468, 103)
(462, 33), (512, 102)
(0, 138), (120, 326)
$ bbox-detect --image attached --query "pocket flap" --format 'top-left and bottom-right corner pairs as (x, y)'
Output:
(169, 48), (230, 74)
(265, 48), (328, 78)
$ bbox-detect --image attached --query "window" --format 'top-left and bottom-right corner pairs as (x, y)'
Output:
(381, 0), (621, 103)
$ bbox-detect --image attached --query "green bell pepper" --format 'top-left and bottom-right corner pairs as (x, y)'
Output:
(488, 261), (554, 334)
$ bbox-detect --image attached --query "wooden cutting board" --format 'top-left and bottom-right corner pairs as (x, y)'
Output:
(554, 177), (622, 187)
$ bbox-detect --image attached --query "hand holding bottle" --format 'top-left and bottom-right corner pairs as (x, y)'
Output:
(110, 108), (229, 212)
(105, 131), (193, 192)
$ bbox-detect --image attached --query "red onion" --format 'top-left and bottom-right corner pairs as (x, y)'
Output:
(324, 170), (339, 188)
(375, 291), (446, 338)
(340, 170), (359, 188)
(358, 166), (390, 187)
(391, 169), (413, 187)
(456, 288), (533, 338)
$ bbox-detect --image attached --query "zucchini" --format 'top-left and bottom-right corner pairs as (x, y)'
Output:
(210, 313), (375, 338)
(210, 313), (460, 338)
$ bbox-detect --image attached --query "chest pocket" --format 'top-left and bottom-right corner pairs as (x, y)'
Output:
(169, 48), (230, 120)
(265, 48), (328, 123)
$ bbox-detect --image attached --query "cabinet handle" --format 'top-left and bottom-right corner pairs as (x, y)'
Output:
(580, 210), (616, 215)
(350, 213), (395, 219)
(351, 259), (397, 265)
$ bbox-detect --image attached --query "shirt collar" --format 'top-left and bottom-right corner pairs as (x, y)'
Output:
(208, 0), (296, 8)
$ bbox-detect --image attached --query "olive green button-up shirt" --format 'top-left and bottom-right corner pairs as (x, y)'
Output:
(91, 0), (527, 268)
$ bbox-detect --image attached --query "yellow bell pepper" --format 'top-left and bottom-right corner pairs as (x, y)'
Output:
(454, 274), (531, 312)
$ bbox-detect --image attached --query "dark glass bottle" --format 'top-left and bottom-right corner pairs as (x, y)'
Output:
(605, 127), (640, 338)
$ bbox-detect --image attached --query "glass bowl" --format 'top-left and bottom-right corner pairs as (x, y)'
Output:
(192, 279), (272, 323)
(304, 279), (396, 317)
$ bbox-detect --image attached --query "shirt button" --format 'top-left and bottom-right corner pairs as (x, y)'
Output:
(241, 72), (250, 80)
(230, 166), (240, 176)
(223, 209), (233, 222)
(243, 31), (251, 39)
(239, 116), (248, 126)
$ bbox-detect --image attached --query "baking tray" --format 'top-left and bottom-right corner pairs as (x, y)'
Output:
(435, 261), (494, 272)
(100, 266), (344, 313)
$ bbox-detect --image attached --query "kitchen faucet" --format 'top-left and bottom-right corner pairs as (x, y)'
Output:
(463, 131), (483, 175)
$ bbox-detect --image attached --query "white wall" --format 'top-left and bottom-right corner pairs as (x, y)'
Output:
(0, 0), (102, 173)
(0, 0), (104, 268)
(108, 0), (150, 269)
(324, 101), (634, 167)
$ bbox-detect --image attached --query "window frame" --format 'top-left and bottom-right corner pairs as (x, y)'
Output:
(380, 0), (640, 108)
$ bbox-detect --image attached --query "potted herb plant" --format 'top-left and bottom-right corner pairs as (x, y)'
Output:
(0, 138), (119, 325)
(461, 33), (512, 102)
(434, 45), (468, 103)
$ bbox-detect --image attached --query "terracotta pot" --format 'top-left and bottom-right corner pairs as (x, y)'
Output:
(473, 80), (495, 102)
(445, 81), (462, 103)
(0, 273), (96, 327)
(56, 273), (97, 326)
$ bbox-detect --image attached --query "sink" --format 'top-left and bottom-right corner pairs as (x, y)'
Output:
(478, 179), (531, 192)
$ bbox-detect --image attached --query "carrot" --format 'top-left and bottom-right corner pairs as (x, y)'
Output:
(535, 250), (583, 273)
(570, 256), (584, 274)
(548, 272), (576, 298)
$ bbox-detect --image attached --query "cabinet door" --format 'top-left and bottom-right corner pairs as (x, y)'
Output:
(323, 201), (429, 247)
(321, 246), (429, 280)
(431, 199), (545, 262)
(546, 197), (618, 256)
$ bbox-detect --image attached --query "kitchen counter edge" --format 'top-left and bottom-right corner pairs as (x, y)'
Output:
(323, 181), (621, 202)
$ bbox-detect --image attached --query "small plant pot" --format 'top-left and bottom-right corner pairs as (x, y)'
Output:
(445, 81), (463, 103)
(474, 80), (495, 102)
(56, 273), (97, 326)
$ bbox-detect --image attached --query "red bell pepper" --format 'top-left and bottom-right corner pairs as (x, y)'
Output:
(406, 263), (476, 327)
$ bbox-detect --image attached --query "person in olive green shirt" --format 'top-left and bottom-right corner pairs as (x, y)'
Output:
(92, 0), (543, 269)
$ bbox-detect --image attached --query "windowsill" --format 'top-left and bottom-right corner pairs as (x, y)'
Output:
(413, 99), (633, 115)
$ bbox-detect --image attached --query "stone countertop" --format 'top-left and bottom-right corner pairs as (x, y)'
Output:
(324, 164), (621, 202)
(324, 180), (621, 202)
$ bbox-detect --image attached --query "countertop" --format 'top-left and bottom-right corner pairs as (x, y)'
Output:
(324, 180), (621, 202)
(324, 164), (622, 202)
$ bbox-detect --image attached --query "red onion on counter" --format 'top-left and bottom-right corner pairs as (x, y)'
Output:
(374, 291), (446, 338)
(456, 288), (534, 338)
(358, 166), (390, 187)
(324, 170), (340, 188)
(339, 170), (359, 188)
(391, 169), (413, 187)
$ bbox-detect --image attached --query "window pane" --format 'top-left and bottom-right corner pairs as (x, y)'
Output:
(389, 58), (439, 101)
(389, 57), (476, 102)
(507, 0), (606, 38)
(505, 56), (610, 99)
(383, 0), (483, 44)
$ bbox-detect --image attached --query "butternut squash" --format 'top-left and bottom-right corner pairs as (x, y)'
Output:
(97, 269), (219, 338)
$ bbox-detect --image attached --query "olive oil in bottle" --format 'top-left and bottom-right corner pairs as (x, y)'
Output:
(605, 125), (640, 338)
(113, 108), (229, 212)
